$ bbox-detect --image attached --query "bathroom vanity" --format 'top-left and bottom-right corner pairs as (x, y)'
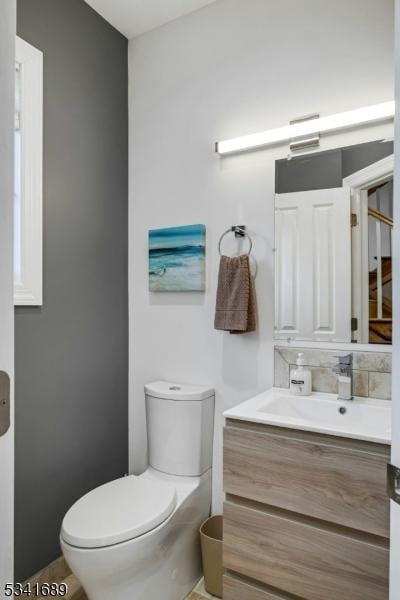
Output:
(223, 388), (391, 600)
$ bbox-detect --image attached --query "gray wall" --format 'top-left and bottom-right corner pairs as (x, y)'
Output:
(275, 140), (394, 193)
(15, 0), (128, 581)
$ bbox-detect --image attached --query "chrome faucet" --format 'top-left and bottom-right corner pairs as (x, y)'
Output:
(332, 354), (353, 401)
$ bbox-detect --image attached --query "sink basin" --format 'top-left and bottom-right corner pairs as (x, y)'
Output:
(223, 388), (391, 444)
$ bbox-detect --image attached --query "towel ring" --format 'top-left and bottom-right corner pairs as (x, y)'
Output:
(218, 226), (253, 257)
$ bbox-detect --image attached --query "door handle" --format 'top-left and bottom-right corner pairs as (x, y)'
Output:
(0, 371), (10, 437)
(387, 463), (400, 505)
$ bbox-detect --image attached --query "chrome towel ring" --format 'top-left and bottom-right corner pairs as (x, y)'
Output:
(218, 225), (253, 257)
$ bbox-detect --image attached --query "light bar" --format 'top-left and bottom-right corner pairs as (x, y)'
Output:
(216, 101), (395, 155)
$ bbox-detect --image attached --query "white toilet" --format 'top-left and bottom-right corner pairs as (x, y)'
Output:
(60, 381), (215, 600)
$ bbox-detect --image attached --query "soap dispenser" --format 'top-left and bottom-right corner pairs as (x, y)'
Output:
(290, 352), (312, 396)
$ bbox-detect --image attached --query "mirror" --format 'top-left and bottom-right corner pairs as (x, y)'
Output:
(274, 140), (393, 345)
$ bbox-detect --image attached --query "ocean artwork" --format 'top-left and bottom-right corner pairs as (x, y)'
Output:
(149, 224), (206, 291)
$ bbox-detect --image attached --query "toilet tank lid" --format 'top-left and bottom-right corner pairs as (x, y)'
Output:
(145, 380), (214, 401)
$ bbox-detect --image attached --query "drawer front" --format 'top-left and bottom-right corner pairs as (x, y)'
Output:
(224, 501), (389, 600)
(224, 574), (287, 600)
(224, 425), (390, 537)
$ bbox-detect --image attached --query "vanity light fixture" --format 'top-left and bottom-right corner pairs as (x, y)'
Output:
(215, 101), (395, 155)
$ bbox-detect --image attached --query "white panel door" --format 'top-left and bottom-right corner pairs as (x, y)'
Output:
(275, 188), (351, 342)
(0, 0), (15, 591)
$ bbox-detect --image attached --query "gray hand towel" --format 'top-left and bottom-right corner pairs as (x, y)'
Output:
(214, 254), (256, 334)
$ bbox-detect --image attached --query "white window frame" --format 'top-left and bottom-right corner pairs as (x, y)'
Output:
(14, 37), (43, 306)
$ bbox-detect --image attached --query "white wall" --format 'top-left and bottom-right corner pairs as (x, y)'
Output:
(129, 0), (394, 511)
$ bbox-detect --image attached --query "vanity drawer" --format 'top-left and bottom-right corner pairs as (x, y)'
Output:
(224, 424), (390, 537)
(223, 501), (389, 600)
(223, 574), (288, 600)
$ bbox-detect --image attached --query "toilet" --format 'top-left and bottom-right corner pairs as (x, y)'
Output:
(60, 381), (215, 600)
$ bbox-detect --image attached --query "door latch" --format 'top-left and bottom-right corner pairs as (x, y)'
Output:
(0, 371), (10, 437)
(387, 463), (400, 505)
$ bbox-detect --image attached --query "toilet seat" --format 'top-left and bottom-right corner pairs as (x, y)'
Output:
(61, 475), (176, 549)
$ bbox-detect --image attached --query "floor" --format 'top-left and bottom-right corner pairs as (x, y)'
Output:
(186, 578), (219, 599)
(27, 556), (217, 600)
(65, 578), (216, 600)
(66, 573), (216, 600)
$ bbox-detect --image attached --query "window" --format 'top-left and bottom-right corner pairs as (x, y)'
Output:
(14, 37), (43, 305)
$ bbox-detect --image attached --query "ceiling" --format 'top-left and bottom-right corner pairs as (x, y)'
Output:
(85, 0), (218, 39)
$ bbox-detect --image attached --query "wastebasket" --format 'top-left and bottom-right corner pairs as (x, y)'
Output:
(200, 515), (223, 598)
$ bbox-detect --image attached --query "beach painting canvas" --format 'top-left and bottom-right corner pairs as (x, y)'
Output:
(149, 224), (206, 291)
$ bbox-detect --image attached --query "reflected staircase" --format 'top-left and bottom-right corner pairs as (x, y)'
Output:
(368, 206), (393, 344)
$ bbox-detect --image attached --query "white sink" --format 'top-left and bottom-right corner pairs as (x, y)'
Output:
(223, 388), (391, 444)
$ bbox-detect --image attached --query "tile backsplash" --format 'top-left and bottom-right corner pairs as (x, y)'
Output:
(275, 346), (391, 400)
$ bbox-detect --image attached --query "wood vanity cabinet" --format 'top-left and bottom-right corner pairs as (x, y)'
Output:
(222, 419), (391, 600)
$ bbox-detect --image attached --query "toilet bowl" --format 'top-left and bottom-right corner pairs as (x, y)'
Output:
(61, 467), (212, 600)
(60, 381), (215, 600)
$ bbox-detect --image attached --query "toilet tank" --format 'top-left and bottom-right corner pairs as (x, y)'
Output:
(145, 381), (215, 477)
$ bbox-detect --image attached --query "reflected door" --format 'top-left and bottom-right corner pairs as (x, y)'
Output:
(275, 188), (351, 342)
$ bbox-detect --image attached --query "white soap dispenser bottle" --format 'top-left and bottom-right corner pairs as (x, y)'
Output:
(290, 352), (312, 396)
